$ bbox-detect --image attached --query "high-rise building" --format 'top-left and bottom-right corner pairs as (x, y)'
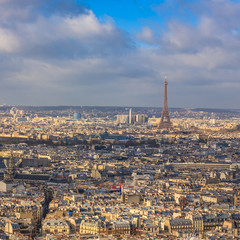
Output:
(135, 114), (148, 124)
(116, 114), (129, 124)
(73, 112), (81, 120)
(210, 113), (216, 125)
(129, 108), (132, 124)
(116, 110), (135, 125)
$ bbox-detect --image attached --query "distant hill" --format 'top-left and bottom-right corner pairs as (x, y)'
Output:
(0, 105), (239, 114)
(190, 108), (239, 113)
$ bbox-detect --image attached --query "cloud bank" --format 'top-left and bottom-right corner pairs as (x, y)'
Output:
(0, 0), (239, 108)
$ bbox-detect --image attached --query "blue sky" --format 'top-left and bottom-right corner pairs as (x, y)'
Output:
(85, 0), (199, 36)
(0, 0), (240, 108)
(86, 0), (162, 29)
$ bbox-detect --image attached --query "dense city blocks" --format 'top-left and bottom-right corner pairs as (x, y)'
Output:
(0, 106), (240, 239)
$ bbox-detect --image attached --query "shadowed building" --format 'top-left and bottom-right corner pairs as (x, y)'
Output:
(0, 154), (53, 192)
(0, 154), (15, 192)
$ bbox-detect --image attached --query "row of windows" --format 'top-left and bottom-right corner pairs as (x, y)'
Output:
(44, 229), (68, 233)
(172, 226), (193, 229)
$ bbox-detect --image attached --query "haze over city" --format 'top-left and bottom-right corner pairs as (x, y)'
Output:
(0, 0), (239, 108)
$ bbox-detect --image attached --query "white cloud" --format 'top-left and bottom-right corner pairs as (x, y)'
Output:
(137, 26), (155, 44)
(0, 28), (19, 53)
(0, 0), (240, 108)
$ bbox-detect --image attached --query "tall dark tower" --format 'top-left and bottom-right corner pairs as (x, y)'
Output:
(158, 79), (173, 129)
(4, 151), (15, 181)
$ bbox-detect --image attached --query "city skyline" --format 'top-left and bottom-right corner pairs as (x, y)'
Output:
(0, 0), (240, 108)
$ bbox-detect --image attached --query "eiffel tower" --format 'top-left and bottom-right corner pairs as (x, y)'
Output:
(158, 79), (173, 129)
